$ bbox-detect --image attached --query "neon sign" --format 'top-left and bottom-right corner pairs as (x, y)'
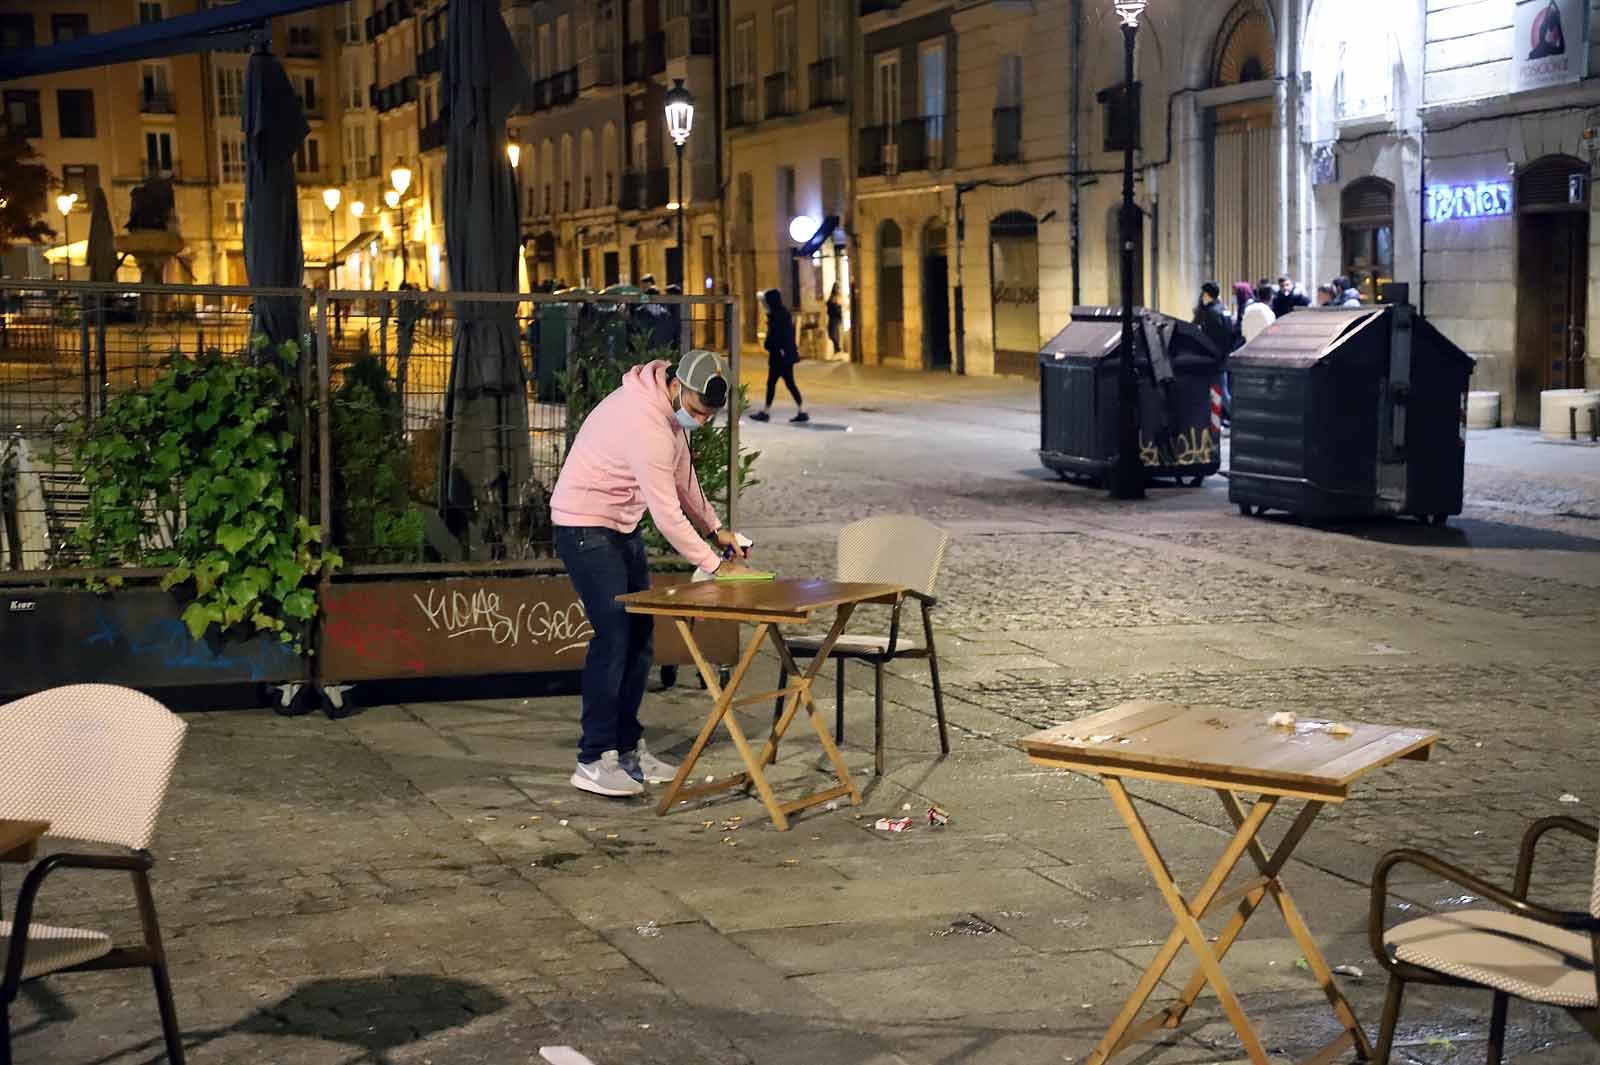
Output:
(1425, 181), (1513, 223)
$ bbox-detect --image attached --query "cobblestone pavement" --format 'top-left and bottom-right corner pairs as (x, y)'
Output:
(10, 361), (1600, 1065)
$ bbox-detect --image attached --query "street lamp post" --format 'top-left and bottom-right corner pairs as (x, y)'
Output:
(322, 187), (341, 286)
(389, 159), (413, 284)
(1108, 0), (1147, 500)
(55, 193), (78, 281)
(664, 78), (694, 289)
(349, 200), (366, 287)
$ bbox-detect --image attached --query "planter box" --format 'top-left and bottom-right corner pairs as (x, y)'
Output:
(0, 587), (303, 698)
(319, 571), (738, 682)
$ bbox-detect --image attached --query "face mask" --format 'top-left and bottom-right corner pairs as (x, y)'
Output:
(674, 406), (700, 431)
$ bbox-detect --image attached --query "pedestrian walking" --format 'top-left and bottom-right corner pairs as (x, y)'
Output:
(1241, 281), (1276, 343)
(1270, 275), (1310, 318)
(750, 288), (808, 423)
(550, 348), (756, 797)
(1316, 283), (1337, 307)
(826, 283), (844, 358)
(1332, 276), (1362, 307)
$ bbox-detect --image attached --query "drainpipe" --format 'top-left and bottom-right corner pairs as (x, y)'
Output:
(1068, 0), (1082, 307)
(953, 185), (966, 375)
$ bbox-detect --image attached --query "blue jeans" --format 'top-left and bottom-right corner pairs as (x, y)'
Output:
(555, 525), (654, 763)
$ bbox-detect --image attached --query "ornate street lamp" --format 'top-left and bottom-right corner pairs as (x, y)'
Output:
(322, 187), (341, 285)
(55, 192), (78, 281)
(664, 78), (694, 289)
(1107, 0), (1147, 500)
(389, 160), (413, 283)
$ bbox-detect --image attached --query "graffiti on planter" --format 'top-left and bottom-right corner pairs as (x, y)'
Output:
(412, 585), (594, 655)
(322, 590), (427, 673)
(86, 610), (298, 681)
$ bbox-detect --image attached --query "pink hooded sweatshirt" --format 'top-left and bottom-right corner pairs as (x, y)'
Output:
(551, 360), (723, 572)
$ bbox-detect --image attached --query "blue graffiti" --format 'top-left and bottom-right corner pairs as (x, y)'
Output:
(86, 609), (297, 682)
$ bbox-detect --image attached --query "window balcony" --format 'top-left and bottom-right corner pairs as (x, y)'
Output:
(809, 58), (845, 108)
(620, 168), (669, 211)
(139, 90), (175, 115)
(993, 106), (1022, 164)
(623, 32), (666, 82)
(726, 83), (754, 128)
(764, 72), (797, 118)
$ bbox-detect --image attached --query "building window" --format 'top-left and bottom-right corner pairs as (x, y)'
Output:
(1334, 33), (1394, 120)
(341, 1), (361, 44)
(145, 130), (173, 175)
(216, 66), (244, 116)
(62, 163), (99, 204)
(57, 89), (96, 138)
(1098, 81), (1140, 152)
(297, 75), (318, 113)
(3, 89), (42, 138)
(995, 54), (1023, 164)
(139, 2), (163, 23)
(1340, 177), (1394, 304)
(287, 24), (317, 55)
(52, 14), (89, 43)
(919, 40), (946, 166)
(0, 14), (35, 52)
(990, 210), (1040, 367)
(224, 199), (243, 233)
(296, 136), (321, 175)
(221, 136), (246, 183)
(878, 220), (904, 359)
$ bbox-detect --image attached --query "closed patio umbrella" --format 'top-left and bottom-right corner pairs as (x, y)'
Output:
(438, 0), (530, 555)
(86, 185), (117, 411)
(242, 45), (308, 353)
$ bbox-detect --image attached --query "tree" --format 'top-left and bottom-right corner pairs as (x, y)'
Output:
(0, 125), (55, 255)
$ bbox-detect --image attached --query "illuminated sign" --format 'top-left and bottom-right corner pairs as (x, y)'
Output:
(1425, 181), (1513, 223)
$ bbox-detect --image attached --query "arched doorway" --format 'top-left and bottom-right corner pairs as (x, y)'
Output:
(1341, 177), (1394, 303)
(1514, 154), (1590, 424)
(1207, 0), (1276, 288)
(922, 220), (951, 370)
(989, 210), (1040, 376)
(878, 220), (904, 361)
(1106, 203), (1145, 306)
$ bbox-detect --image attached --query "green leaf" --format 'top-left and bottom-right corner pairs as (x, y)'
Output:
(181, 600), (219, 640)
(159, 564), (193, 591)
(216, 525), (252, 554)
(281, 588), (316, 620)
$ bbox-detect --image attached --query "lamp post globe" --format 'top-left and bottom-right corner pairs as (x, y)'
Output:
(664, 78), (694, 288)
(55, 193), (77, 281)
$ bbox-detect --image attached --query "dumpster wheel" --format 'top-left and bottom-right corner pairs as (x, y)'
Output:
(1185, 475), (1206, 488)
(1238, 503), (1257, 517)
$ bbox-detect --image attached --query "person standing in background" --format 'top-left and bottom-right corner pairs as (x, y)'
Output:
(826, 283), (844, 359)
(1271, 275), (1310, 318)
(1241, 282), (1276, 343)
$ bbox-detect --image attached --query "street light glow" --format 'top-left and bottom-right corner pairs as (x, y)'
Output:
(350, 200), (366, 219)
(664, 78), (695, 147)
(389, 161), (412, 197)
(1113, 0), (1147, 26)
(55, 192), (77, 216)
(385, 189), (401, 210)
(322, 187), (341, 211)
(788, 215), (818, 244)
(506, 142), (521, 168)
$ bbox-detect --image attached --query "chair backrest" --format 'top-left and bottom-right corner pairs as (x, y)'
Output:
(1591, 834), (1599, 920)
(836, 514), (950, 597)
(0, 684), (187, 851)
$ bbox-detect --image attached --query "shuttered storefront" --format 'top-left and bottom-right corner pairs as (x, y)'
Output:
(1210, 100), (1276, 288)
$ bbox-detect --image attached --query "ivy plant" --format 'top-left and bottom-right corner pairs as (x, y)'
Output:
(66, 338), (340, 649)
(331, 355), (425, 564)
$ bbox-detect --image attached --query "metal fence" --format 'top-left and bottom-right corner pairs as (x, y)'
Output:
(1, 279), (742, 580)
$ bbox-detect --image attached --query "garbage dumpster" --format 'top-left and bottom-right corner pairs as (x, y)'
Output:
(1227, 302), (1474, 523)
(1038, 306), (1225, 487)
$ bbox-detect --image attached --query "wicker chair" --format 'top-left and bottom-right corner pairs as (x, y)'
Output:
(0, 684), (188, 1064)
(774, 514), (951, 775)
(1367, 816), (1600, 1064)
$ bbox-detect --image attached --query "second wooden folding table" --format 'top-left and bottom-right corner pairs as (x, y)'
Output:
(618, 578), (905, 831)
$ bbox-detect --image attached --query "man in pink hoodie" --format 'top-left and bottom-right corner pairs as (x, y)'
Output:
(551, 348), (753, 797)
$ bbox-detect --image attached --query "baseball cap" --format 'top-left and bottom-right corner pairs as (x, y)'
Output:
(676, 348), (729, 408)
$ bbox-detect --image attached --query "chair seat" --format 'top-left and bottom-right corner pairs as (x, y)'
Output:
(787, 633), (922, 657)
(1384, 909), (1599, 1008)
(1, 920), (113, 981)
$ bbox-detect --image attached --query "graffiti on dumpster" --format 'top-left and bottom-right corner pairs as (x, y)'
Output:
(412, 585), (594, 656)
(1139, 426), (1217, 468)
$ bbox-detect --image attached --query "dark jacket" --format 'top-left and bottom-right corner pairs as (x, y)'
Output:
(1270, 288), (1310, 318)
(1194, 300), (1235, 358)
(764, 305), (798, 363)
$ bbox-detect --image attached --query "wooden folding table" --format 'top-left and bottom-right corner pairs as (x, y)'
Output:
(618, 578), (904, 831)
(1019, 700), (1438, 1065)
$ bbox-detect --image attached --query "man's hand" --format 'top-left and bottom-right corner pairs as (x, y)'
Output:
(712, 529), (751, 559)
(717, 557), (756, 576)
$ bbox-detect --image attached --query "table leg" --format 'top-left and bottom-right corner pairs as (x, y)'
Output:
(653, 620), (769, 817)
(1090, 776), (1276, 1065)
(757, 606), (862, 807)
(1160, 795), (1324, 1030)
(1217, 791), (1373, 1061)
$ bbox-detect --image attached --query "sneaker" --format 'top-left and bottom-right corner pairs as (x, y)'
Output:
(571, 751), (644, 797)
(750, 410), (771, 422)
(790, 411), (810, 423)
(621, 740), (679, 785)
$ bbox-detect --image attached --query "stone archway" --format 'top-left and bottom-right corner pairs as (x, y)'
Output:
(1206, 0), (1278, 290)
(921, 220), (951, 370)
